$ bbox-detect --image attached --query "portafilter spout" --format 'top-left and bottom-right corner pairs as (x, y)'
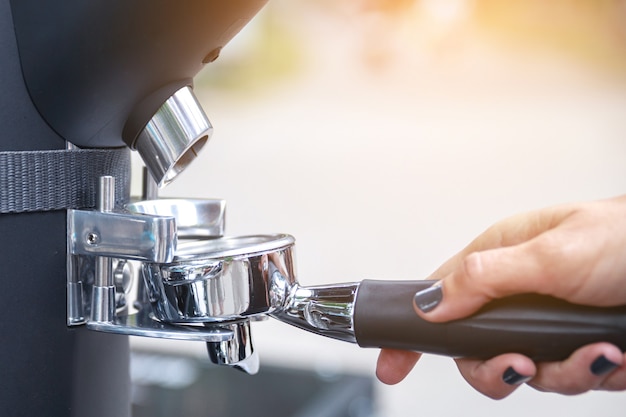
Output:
(206, 321), (260, 375)
(144, 234), (626, 365)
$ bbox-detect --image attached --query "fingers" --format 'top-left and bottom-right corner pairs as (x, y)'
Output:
(398, 198), (626, 396)
(424, 207), (565, 282)
(528, 343), (626, 395)
(414, 199), (626, 322)
(599, 358), (626, 391)
(455, 343), (626, 399)
(376, 349), (421, 385)
(413, 232), (578, 322)
(412, 206), (580, 322)
(376, 344), (626, 396)
(455, 354), (536, 399)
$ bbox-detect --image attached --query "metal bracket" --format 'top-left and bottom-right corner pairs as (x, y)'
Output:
(68, 209), (177, 263)
(66, 176), (231, 343)
(66, 175), (262, 374)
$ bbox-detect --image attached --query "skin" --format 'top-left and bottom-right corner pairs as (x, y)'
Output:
(376, 195), (626, 399)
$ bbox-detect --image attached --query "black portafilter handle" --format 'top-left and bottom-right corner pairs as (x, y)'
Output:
(353, 280), (626, 361)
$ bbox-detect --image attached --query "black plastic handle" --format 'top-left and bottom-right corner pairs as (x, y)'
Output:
(353, 280), (626, 361)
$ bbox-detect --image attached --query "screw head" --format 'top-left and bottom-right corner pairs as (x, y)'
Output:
(86, 232), (100, 245)
(202, 46), (222, 64)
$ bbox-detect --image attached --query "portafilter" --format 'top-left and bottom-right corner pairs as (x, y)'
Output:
(142, 233), (626, 362)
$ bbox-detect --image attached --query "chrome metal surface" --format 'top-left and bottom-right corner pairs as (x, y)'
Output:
(67, 281), (85, 325)
(87, 307), (234, 342)
(68, 210), (176, 263)
(143, 234), (296, 323)
(135, 86), (212, 187)
(206, 321), (259, 375)
(272, 283), (359, 343)
(67, 185), (232, 346)
(173, 234), (294, 260)
(92, 176), (116, 322)
(67, 183), (241, 349)
(141, 167), (158, 201)
(97, 176), (115, 212)
(91, 285), (115, 323)
(68, 189), (363, 371)
(114, 260), (144, 317)
(127, 198), (226, 239)
(94, 179), (115, 287)
(143, 233), (360, 344)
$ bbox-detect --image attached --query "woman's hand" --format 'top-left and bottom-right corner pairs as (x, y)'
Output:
(376, 195), (626, 398)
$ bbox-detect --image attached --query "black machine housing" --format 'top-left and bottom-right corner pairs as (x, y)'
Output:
(0, 1), (267, 416)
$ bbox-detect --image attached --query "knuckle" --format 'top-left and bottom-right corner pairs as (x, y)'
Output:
(460, 251), (507, 299)
(462, 252), (483, 283)
(460, 252), (499, 301)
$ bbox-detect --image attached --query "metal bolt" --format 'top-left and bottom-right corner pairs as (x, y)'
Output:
(87, 232), (99, 245)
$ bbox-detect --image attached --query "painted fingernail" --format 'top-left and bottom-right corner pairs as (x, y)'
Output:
(413, 282), (443, 313)
(590, 355), (619, 376)
(502, 366), (532, 385)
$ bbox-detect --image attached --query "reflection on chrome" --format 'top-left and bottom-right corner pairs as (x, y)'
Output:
(142, 235), (297, 323)
(272, 283), (359, 344)
(206, 321), (259, 375)
(135, 86), (212, 187)
(71, 179), (363, 376)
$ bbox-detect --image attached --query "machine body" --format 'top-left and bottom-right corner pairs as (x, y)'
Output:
(11, 0), (267, 186)
(0, 1), (267, 416)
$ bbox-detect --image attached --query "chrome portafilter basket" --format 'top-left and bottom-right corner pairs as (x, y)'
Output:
(144, 234), (298, 324)
(141, 233), (361, 373)
(67, 176), (357, 374)
(68, 177), (626, 376)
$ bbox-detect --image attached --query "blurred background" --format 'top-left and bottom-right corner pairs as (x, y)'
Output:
(130, 0), (626, 415)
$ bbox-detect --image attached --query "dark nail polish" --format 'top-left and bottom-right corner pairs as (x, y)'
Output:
(502, 366), (532, 385)
(413, 284), (443, 313)
(590, 355), (619, 376)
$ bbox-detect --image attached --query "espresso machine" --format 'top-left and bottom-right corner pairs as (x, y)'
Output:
(3, 1), (626, 416)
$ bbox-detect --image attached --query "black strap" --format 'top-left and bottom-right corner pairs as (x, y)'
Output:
(0, 147), (131, 213)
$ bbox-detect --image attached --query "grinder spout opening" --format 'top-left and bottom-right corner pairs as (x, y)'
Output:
(135, 86), (212, 187)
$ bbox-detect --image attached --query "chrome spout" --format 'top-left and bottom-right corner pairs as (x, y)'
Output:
(134, 86), (212, 187)
(206, 321), (259, 375)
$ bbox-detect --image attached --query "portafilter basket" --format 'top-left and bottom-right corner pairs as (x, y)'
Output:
(142, 234), (298, 324)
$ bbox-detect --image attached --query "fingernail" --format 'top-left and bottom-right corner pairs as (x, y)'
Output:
(590, 355), (619, 376)
(413, 282), (443, 313)
(502, 366), (532, 385)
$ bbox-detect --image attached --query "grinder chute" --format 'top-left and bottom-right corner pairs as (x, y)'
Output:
(10, 0), (267, 185)
(132, 85), (212, 187)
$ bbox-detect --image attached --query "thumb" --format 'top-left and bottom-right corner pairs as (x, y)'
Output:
(413, 238), (560, 323)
